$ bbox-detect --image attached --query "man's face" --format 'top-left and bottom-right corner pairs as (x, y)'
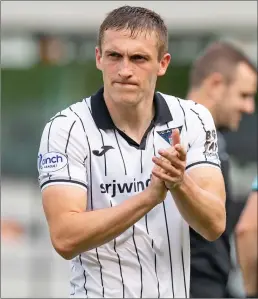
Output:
(95, 29), (170, 106)
(218, 62), (257, 131)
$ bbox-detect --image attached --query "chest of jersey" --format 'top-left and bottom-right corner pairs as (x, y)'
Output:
(85, 123), (187, 210)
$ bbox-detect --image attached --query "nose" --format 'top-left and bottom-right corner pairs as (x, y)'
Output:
(242, 98), (255, 115)
(118, 59), (133, 79)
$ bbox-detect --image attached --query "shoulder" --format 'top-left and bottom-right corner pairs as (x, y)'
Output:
(157, 92), (213, 122)
(50, 98), (89, 123)
(157, 91), (183, 111)
(45, 97), (91, 131)
(39, 98), (92, 147)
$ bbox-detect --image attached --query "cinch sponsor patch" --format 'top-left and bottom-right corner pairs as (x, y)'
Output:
(38, 152), (67, 173)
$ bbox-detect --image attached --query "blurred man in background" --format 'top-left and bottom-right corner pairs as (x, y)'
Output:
(186, 41), (257, 298)
(235, 176), (257, 298)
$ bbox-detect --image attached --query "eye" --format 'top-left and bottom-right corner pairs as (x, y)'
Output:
(241, 92), (254, 100)
(131, 55), (147, 61)
(108, 52), (122, 58)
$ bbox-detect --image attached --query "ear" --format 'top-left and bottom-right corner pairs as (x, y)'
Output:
(204, 72), (226, 100)
(157, 53), (171, 77)
(95, 46), (102, 71)
(206, 72), (225, 89)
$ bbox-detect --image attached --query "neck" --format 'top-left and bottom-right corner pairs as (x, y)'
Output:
(104, 90), (155, 143)
(187, 88), (218, 126)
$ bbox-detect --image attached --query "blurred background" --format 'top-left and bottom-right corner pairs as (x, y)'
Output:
(1, 1), (257, 298)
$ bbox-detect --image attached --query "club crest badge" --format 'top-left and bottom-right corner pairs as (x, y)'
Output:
(157, 126), (183, 145)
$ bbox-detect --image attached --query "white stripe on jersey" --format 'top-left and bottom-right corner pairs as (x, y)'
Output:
(38, 88), (221, 298)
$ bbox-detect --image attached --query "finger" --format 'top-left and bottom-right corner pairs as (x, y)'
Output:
(171, 128), (180, 147)
(174, 144), (187, 161)
(152, 156), (181, 176)
(152, 168), (177, 183)
(158, 150), (184, 169)
(165, 145), (178, 156)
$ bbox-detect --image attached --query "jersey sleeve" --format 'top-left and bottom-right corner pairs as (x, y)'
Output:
(185, 103), (221, 171)
(37, 114), (88, 191)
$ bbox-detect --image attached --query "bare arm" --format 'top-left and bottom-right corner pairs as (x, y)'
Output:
(235, 190), (257, 296)
(42, 175), (167, 260)
(153, 163), (226, 241)
(152, 129), (226, 241)
(38, 115), (169, 260)
(169, 167), (225, 241)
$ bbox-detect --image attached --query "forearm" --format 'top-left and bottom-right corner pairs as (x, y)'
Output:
(236, 229), (258, 295)
(53, 187), (158, 259)
(170, 173), (226, 241)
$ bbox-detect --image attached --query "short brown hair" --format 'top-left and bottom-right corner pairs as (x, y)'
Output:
(98, 5), (168, 61)
(189, 41), (257, 88)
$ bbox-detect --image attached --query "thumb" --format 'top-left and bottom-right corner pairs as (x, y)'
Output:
(171, 128), (181, 146)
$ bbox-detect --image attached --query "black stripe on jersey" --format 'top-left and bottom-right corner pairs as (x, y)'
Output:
(95, 248), (105, 297)
(49, 114), (67, 122)
(79, 254), (88, 297)
(114, 239), (125, 297)
(132, 225), (143, 298)
(114, 130), (127, 175)
(40, 179), (87, 190)
(154, 240), (160, 298)
(153, 128), (170, 298)
(152, 129), (156, 156)
(85, 100), (108, 176)
(85, 135), (93, 210)
(186, 160), (220, 170)
(99, 131), (107, 176)
(140, 150), (143, 173)
(47, 117), (57, 180)
(142, 141), (160, 297)
(176, 98), (192, 150)
(68, 106), (89, 172)
(145, 215), (160, 298)
(85, 98), (125, 295)
(110, 201), (125, 297)
(85, 135), (105, 297)
(176, 98), (188, 131)
(69, 106), (86, 133)
(65, 120), (76, 179)
(114, 129), (143, 296)
(162, 202), (175, 298)
(181, 249), (187, 298)
(165, 121), (186, 296)
(84, 98), (92, 113)
(190, 108), (208, 161)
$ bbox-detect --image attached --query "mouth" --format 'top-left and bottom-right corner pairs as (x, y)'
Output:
(114, 82), (138, 87)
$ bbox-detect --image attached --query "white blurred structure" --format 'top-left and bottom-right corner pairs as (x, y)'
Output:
(1, 1), (257, 65)
(2, 1), (257, 35)
(1, 178), (70, 298)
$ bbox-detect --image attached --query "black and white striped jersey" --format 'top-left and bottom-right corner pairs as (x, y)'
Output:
(37, 87), (221, 298)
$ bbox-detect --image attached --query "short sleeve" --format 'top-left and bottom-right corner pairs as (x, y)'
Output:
(185, 104), (221, 171)
(252, 177), (258, 191)
(37, 114), (88, 191)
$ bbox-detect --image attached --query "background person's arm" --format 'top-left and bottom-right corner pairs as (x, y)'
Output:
(235, 181), (257, 297)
